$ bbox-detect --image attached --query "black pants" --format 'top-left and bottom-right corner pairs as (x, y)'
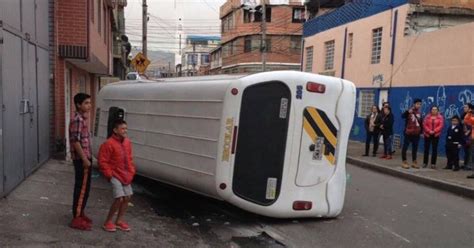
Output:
(365, 131), (379, 155)
(446, 144), (460, 169)
(423, 136), (439, 165)
(72, 159), (92, 218)
(402, 134), (420, 162)
(464, 144), (471, 167)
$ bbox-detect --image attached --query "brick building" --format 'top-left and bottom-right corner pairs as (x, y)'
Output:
(216, 0), (304, 74)
(53, 0), (124, 159)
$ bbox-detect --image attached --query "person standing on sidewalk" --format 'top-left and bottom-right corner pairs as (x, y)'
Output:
(363, 105), (382, 157)
(380, 106), (394, 160)
(444, 116), (464, 171)
(461, 104), (472, 170)
(401, 99), (423, 169)
(69, 93), (93, 231)
(98, 119), (136, 232)
(422, 106), (444, 169)
(464, 104), (474, 178)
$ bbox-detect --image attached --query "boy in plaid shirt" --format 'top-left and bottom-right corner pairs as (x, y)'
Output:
(69, 93), (93, 230)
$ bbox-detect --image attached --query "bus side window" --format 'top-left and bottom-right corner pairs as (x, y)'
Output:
(107, 107), (125, 138)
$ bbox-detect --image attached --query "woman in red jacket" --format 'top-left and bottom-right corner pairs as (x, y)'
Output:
(423, 106), (444, 169)
(98, 119), (136, 232)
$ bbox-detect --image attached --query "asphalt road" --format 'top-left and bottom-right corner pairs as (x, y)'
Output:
(135, 164), (474, 248)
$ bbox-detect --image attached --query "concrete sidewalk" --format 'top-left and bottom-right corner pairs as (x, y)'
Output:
(347, 141), (474, 199)
(0, 160), (214, 247)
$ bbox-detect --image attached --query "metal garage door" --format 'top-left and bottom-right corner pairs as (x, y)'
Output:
(0, 0), (50, 196)
(2, 31), (25, 193)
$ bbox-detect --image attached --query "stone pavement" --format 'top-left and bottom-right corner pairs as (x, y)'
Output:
(0, 160), (218, 247)
(347, 140), (474, 199)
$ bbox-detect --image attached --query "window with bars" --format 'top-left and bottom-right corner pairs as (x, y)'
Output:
(201, 54), (210, 65)
(305, 46), (313, 72)
(324, 40), (335, 71)
(221, 13), (234, 32)
(292, 8), (305, 23)
(371, 27), (383, 64)
(348, 33), (353, 58)
(290, 36), (301, 52)
(358, 90), (376, 118)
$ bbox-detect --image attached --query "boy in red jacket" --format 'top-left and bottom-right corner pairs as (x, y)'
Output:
(98, 119), (136, 232)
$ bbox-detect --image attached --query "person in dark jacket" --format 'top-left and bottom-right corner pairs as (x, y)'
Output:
(401, 99), (423, 169)
(380, 106), (394, 160)
(363, 105), (382, 157)
(444, 116), (464, 171)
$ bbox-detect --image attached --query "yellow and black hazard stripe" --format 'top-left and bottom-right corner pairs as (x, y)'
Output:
(303, 107), (338, 164)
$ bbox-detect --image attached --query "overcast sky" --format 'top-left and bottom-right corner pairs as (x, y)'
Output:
(125, 0), (226, 53)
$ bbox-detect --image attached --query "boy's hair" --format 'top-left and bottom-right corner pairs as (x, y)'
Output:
(113, 119), (127, 129)
(451, 115), (461, 122)
(74, 93), (91, 109)
(414, 98), (422, 104)
(468, 103), (474, 110)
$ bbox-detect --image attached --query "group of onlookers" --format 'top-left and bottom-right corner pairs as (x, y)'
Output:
(363, 100), (474, 178)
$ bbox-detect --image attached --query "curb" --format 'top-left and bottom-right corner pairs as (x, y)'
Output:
(347, 156), (474, 200)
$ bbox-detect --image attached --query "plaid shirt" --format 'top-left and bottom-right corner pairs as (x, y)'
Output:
(69, 112), (91, 160)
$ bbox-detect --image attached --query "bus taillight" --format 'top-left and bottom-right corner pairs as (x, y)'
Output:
(293, 201), (312, 211)
(306, 82), (326, 93)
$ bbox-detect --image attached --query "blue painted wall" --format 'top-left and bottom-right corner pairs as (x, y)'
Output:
(351, 85), (474, 157)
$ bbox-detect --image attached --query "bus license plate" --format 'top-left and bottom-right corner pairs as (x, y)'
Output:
(279, 98), (288, 119)
(312, 137), (324, 160)
(266, 178), (277, 200)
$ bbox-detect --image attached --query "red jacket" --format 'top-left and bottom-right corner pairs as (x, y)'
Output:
(98, 134), (136, 185)
(465, 112), (474, 139)
(423, 114), (444, 138)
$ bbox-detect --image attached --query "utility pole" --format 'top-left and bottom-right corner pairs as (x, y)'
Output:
(142, 0), (148, 57)
(192, 42), (196, 76)
(261, 0), (267, 72)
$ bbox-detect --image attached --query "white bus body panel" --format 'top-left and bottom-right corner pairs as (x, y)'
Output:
(93, 72), (356, 218)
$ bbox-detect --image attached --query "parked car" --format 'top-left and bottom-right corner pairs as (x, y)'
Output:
(126, 72), (144, 81)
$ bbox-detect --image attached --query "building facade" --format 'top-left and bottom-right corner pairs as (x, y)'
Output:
(53, 0), (119, 159)
(112, 0), (130, 80)
(210, 46), (223, 75)
(0, 0), (50, 196)
(181, 35), (220, 76)
(302, 0), (474, 154)
(217, 0), (304, 74)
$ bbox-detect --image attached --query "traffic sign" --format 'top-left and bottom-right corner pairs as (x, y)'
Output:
(131, 52), (151, 74)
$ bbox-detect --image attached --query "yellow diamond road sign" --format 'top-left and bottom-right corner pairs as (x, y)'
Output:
(131, 52), (151, 74)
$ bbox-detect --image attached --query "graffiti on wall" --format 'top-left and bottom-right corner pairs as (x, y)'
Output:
(398, 86), (473, 119)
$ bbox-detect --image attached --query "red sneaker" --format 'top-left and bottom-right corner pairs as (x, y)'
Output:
(380, 155), (387, 159)
(116, 221), (131, 232)
(70, 217), (91, 231)
(103, 221), (117, 232)
(81, 214), (93, 224)
(385, 155), (393, 160)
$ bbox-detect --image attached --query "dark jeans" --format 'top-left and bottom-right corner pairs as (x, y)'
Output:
(423, 136), (439, 165)
(365, 131), (379, 155)
(464, 144), (471, 167)
(402, 134), (420, 162)
(383, 135), (393, 156)
(446, 144), (460, 168)
(72, 159), (92, 218)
